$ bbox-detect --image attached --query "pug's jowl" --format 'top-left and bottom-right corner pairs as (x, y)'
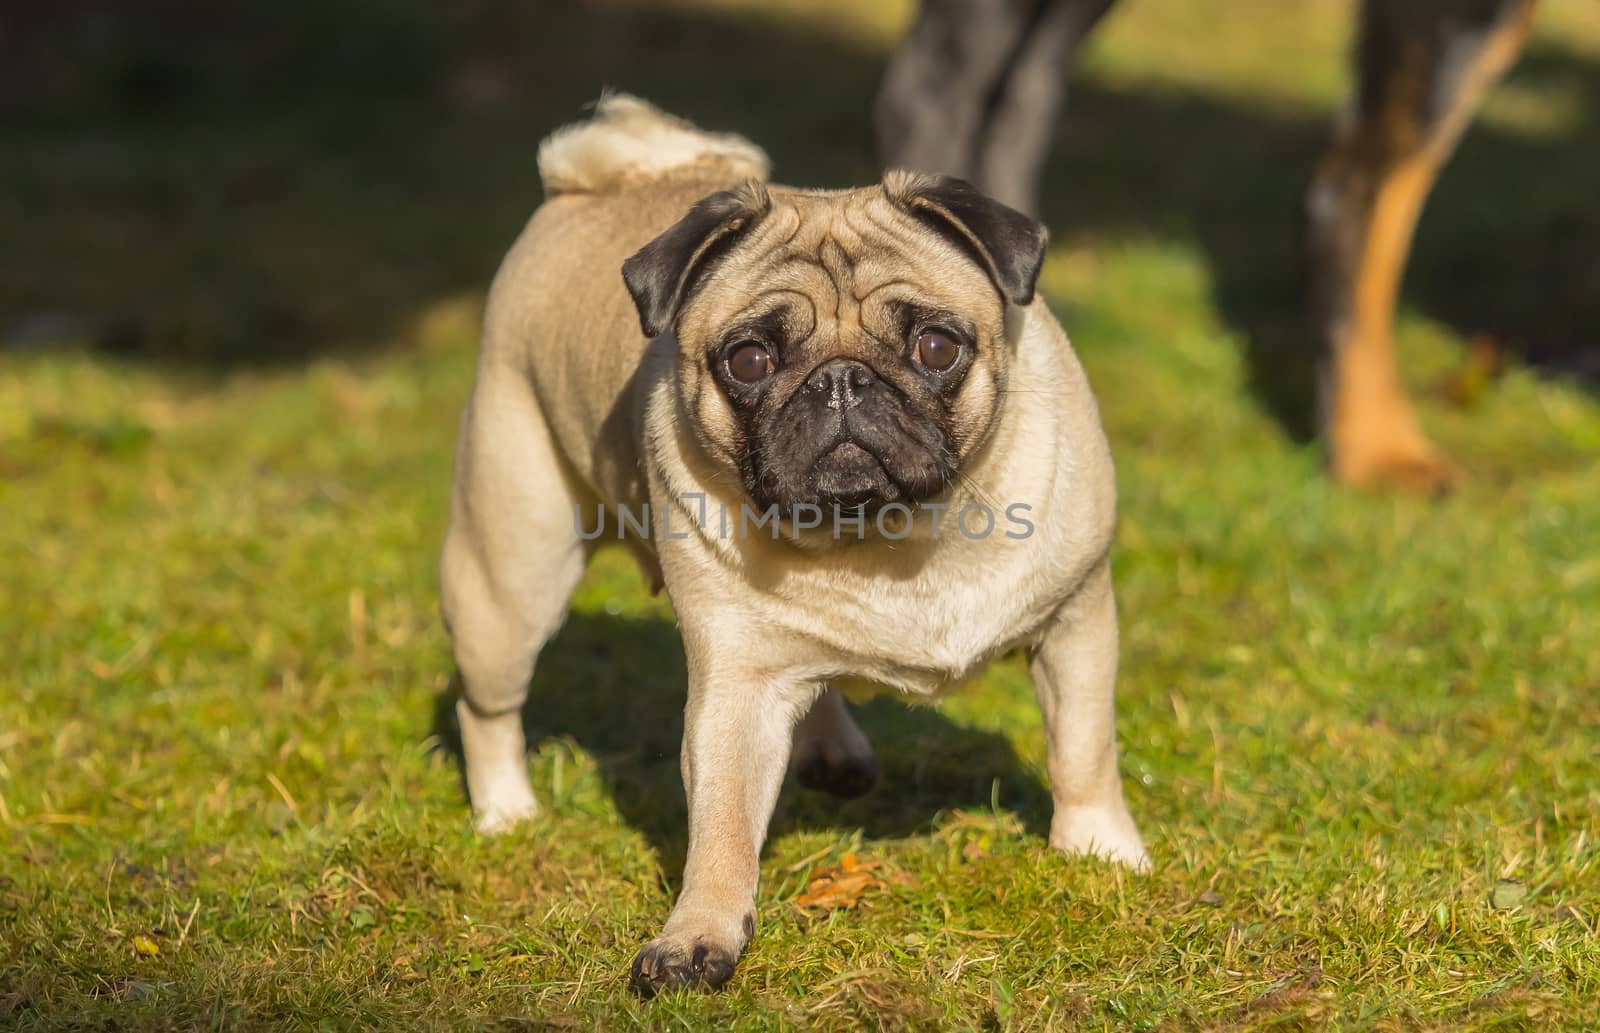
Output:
(439, 96), (1148, 997)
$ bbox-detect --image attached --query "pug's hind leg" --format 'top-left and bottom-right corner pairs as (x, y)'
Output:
(792, 685), (879, 799)
(1029, 561), (1149, 870)
(440, 374), (587, 834)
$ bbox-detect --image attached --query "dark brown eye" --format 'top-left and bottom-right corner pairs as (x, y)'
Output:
(914, 330), (960, 372)
(726, 341), (774, 384)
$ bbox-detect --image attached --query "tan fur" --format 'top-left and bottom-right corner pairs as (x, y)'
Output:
(442, 100), (1146, 994)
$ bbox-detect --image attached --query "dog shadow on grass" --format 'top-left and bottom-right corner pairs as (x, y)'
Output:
(430, 610), (1051, 875)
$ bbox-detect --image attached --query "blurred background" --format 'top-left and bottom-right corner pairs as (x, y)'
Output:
(3, 0), (1597, 383)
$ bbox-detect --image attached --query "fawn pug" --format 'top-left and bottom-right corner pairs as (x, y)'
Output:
(440, 96), (1147, 997)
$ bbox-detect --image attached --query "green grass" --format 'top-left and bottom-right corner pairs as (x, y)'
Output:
(3, 1), (1599, 1029)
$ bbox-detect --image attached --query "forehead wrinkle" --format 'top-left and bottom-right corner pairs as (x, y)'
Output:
(748, 287), (800, 306)
(837, 194), (883, 246)
(848, 233), (958, 313)
(855, 278), (921, 305)
(734, 289), (806, 321)
(751, 242), (842, 332)
(767, 251), (834, 293)
(816, 237), (859, 326)
(708, 208), (803, 311)
(846, 202), (955, 298)
(857, 199), (936, 257)
(750, 201), (804, 253)
(753, 290), (817, 339)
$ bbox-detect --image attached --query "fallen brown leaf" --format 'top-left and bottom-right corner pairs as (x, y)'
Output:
(793, 853), (917, 911)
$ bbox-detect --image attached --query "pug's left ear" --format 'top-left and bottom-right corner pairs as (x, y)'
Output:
(621, 179), (771, 338)
(884, 171), (1048, 306)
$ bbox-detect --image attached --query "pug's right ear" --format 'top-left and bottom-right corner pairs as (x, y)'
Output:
(621, 180), (770, 338)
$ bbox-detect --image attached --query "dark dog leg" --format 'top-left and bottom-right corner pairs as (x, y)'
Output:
(875, 0), (1116, 215)
(1307, 0), (1536, 492)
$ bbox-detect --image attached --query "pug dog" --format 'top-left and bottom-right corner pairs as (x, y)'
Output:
(439, 95), (1149, 998)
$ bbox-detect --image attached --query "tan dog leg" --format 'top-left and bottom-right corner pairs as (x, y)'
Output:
(791, 685), (879, 798)
(440, 372), (587, 833)
(1308, 0), (1535, 492)
(630, 657), (812, 997)
(1029, 562), (1149, 870)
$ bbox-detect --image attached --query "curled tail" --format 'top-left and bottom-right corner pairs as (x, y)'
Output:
(537, 94), (771, 197)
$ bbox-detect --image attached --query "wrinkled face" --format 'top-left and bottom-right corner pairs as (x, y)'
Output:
(624, 172), (1046, 522)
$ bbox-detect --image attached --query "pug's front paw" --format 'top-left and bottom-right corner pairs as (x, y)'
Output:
(473, 793), (538, 835)
(629, 934), (739, 998)
(470, 770), (539, 834)
(1051, 804), (1151, 872)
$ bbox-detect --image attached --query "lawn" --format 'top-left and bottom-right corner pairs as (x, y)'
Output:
(2, 0), (1598, 1029)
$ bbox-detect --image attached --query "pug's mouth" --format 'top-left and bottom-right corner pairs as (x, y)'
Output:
(745, 398), (957, 518)
(808, 441), (902, 512)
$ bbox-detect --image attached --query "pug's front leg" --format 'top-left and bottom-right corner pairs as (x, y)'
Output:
(630, 660), (812, 998)
(1029, 560), (1150, 871)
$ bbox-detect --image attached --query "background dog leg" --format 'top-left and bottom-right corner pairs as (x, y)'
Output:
(972, 0), (1117, 214)
(875, 0), (1116, 215)
(1307, 0), (1536, 492)
(1029, 561), (1149, 870)
(630, 663), (811, 997)
(791, 685), (879, 799)
(440, 372), (587, 833)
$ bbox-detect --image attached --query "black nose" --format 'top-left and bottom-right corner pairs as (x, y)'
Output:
(805, 358), (879, 411)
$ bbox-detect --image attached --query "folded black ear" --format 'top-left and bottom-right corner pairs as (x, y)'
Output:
(621, 180), (770, 338)
(884, 171), (1049, 306)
